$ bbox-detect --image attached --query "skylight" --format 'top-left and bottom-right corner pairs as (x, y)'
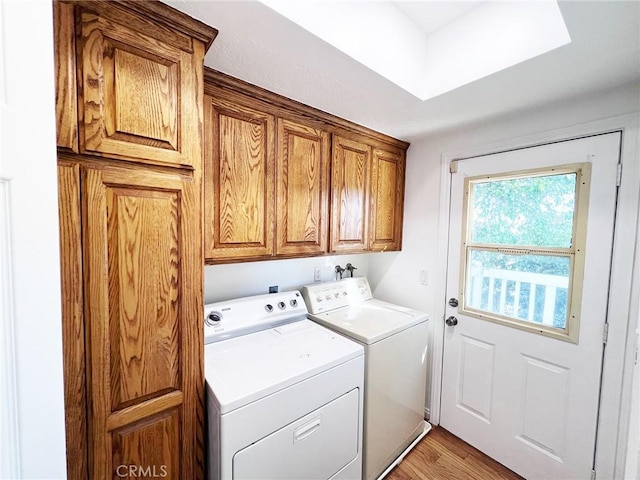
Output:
(258, 1), (571, 101)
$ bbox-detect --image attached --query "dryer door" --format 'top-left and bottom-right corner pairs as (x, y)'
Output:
(233, 388), (360, 479)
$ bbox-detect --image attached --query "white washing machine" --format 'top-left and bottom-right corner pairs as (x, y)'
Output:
(303, 277), (431, 480)
(204, 290), (364, 480)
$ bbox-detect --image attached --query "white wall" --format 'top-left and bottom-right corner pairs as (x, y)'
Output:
(369, 81), (640, 417)
(205, 254), (371, 303)
(0, 0), (67, 478)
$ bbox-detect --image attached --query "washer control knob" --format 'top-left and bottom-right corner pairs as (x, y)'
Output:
(278, 301), (286, 310)
(265, 304), (274, 313)
(290, 299), (298, 307)
(205, 311), (222, 326)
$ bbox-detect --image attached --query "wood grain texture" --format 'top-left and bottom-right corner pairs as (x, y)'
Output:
(387, 427), (523, 480)
(203, 79), (409, 264)
(204, 95), (275, 261)
(106, 186), (181, 411)
(189, 39), (207, 480)
(276, 118), (330, 256)
(77, 8), (195, 167)
(57, 162), (87, 480)
(72, 0), (218, 52)
(111, 49), (178, 148)
(53, 1), (78, 153)
(331, 135), (371, 252)
(82, 165), (201, 479)
(205, 68), (409, 151)
(112, 408), (180, 480)
(369, 147), (405, 252)
(56, 4), (208, 477)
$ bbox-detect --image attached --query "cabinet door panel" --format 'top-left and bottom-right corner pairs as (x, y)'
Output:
(83, 166), (201, 479)
(276, 119), (330, 256)
(204, 96), (275, 261)
(370, 148), (405, 251)
(112, 409), (180, 479)
(331, 135), (371, 252)
(106, 186), (181, 410)
(78, 9), (197, 167)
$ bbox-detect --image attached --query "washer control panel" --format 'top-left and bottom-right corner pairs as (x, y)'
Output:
(302, 277), (372, 314)
(204, 291), (307, 344)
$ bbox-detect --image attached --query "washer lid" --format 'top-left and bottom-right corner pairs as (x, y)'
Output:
(205, 319), (363, 414)
(308, 299), (429, 345)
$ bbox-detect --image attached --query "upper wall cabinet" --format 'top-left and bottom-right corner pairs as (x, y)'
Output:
(369, 147), (405, 252)
(276, 119), (330, 257)
(204, 94), (276, 261)
(203, 70), (408, 263)
(331, 135), (372, 253)
(55, 1), (216, 167)
(77, 5), (200, 166)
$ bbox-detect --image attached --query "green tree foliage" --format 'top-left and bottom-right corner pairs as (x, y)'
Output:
(467, 173), (577, 327)
(470, 173), (576, 275)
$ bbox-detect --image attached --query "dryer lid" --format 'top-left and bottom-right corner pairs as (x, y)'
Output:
(308, 299), (429, 345)
(205, 319), (363, 414)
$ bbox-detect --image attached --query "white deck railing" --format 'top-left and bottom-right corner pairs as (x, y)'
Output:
(468, 267), (569, 327)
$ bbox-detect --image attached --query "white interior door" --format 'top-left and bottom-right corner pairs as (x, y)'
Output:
(440, 133), (621, 480)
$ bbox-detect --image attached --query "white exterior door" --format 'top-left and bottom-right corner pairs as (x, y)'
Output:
(440, 133), (621, 480)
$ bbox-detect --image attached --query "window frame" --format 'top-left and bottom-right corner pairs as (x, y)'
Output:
(458, 163), (591, 343)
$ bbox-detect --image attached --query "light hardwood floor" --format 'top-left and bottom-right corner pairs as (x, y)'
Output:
(387, 427), (524, 480)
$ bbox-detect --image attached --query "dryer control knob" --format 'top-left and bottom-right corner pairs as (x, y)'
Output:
(290, 299), (298, 307)
(265, 304), (274, 313)
(205, 311), (222, 326)
(278, 301), (286, 310)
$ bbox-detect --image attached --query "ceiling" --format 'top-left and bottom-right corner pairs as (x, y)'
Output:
(165, 1), (640, 142)
(393, 1), (482, 36)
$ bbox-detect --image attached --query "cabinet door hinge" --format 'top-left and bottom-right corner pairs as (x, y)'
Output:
(603, 323), (609, 344)
(450, 161), (459, 174)
(616, 163), (622, 187)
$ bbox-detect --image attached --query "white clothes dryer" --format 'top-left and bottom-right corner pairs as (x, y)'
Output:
(204, 290), (364, 480)
(303, 277), (431, 480)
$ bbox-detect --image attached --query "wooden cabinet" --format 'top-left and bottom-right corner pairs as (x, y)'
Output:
(204, 95), (275, 261)
(57, 162), (87, 479)
(54, 2), (78, 153)
(369, 147), (405, 251)
(202, 71), (409, 263)
(276, 118), (330, 256)
(54, 2), (215, 479)
(330, 135), (371, 253)
(82, 165), (202, 479)
(54, 1), (216, 166)
(203, 94), (332, 262)
(76, 4), (203, 167)
(330, 140), (406, 254)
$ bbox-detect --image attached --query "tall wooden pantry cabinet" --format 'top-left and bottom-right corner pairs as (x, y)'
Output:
(53, 2), (217, 478)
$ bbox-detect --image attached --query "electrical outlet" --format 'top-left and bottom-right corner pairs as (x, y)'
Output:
(313, 267), (321, 282)
(419, 270), (429, 286)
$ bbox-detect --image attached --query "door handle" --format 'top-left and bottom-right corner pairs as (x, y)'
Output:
(293, 417), (321, 443)
(445, 316), (458, 326)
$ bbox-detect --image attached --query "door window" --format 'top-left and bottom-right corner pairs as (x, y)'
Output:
(460, 165), (590, 342)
